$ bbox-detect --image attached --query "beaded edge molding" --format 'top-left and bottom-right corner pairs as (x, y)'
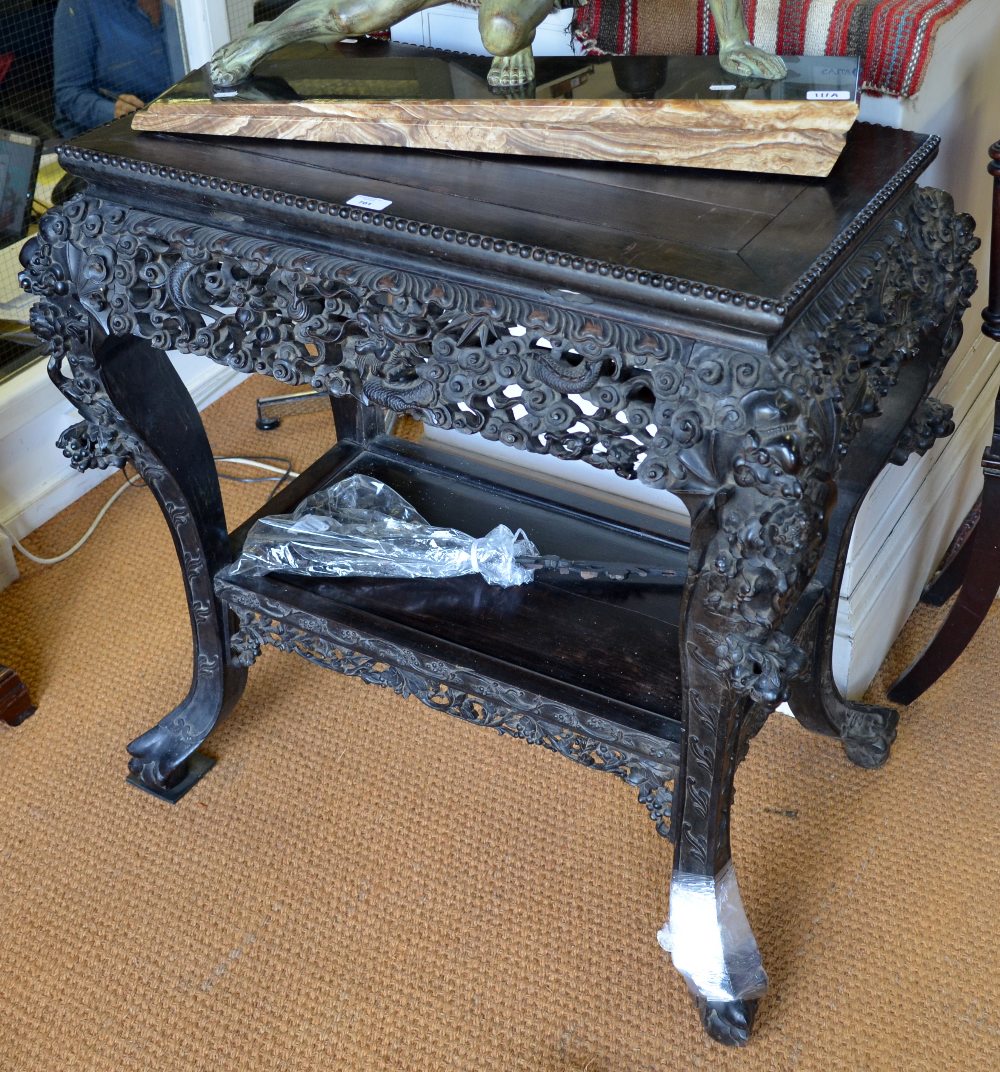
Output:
(57, 127), (939, 319)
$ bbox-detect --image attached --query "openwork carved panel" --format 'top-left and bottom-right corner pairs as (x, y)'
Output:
(19, 189), (976, 495)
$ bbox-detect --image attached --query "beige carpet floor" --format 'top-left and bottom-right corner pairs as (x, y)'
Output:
(1, 376), (997, 1071)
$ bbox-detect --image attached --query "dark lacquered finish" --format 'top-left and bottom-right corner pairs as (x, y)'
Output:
(889, 140), (1000, 705)
(67, 117), (930, 318)
(19, 108), (977, 1046)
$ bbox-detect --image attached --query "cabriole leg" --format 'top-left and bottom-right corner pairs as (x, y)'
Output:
(48, 333), (246, 800)
(661, 481), (824, 1045)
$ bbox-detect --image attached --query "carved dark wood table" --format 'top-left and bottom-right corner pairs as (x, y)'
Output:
(19, 117), (977, 1046)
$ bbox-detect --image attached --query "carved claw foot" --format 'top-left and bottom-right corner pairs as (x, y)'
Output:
(719, 44), (787, 81)
(839, 702), (899, 768)
(127, 724), (190, 789)
(698, 997), (758, 1047)
(126, 724), (216, 802)
(487, 47), (535, 88)
(210, 25), (272, 87)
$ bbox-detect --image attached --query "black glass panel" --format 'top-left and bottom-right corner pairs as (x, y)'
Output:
(156, 41), (860, 107)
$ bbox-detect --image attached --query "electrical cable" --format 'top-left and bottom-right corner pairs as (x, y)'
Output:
(214, 456), (299, 479)
(2, 455), (301, 569)
(0, 470), (142, 566)
(214, 455), (299, 501)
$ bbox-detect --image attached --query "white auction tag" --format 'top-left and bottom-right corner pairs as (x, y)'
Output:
(807, 90), (853, 101)
(347, 194), (393, 210)
(709, 84), (737, 91)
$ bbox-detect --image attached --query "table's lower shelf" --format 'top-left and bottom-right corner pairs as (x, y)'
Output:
(216, 432), (690, 834)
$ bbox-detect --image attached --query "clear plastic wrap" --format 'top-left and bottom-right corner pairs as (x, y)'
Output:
(656, 861), (769, 1003)
(226, 474), (538, 588)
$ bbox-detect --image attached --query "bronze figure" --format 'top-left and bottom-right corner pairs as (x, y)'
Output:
(209, 0), (787, 89)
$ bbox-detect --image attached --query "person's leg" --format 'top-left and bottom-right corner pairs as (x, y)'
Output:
(210, 0), (451, 86)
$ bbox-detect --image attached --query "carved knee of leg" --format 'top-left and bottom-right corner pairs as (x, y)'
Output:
(480, 14), (526, 57)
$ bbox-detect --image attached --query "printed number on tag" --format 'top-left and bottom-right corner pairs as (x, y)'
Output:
(806, 90), (852, 101)
(347, 194), (393, 210)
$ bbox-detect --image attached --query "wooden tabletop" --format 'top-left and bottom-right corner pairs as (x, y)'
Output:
(61, 116), (936, 343)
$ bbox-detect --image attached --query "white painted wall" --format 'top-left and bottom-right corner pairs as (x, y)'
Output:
(393, 4), (576, 55)
(175, 0), (234, 69)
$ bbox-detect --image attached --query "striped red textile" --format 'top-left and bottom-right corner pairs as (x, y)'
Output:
(572, 0), (973, 97)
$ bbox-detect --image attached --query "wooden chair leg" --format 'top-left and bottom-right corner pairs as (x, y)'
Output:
(920, 496), (980, 606)
(0, 666), (36, 727)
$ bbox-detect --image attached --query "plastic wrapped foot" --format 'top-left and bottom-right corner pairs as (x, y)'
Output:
(487, 47), (535, 88)
(719, 44), (787, 80)
(840, 702), (899, 769)
(659, 862), (768, 1044)
(210, 25), (272, 87)
(699, 997), (758, 1047)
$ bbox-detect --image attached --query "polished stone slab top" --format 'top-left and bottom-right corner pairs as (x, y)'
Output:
(135, 43), (861, 177)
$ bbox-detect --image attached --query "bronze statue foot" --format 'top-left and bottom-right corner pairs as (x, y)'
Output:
(210, 24), (273, 87)
(487, 47), (535, 88)
(719, 43), (787, 81)
(698, 997), (758, 1046)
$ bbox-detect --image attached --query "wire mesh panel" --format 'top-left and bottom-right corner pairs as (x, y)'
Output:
(0, 2), (58, 140)
(225, 0), (255, 36)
